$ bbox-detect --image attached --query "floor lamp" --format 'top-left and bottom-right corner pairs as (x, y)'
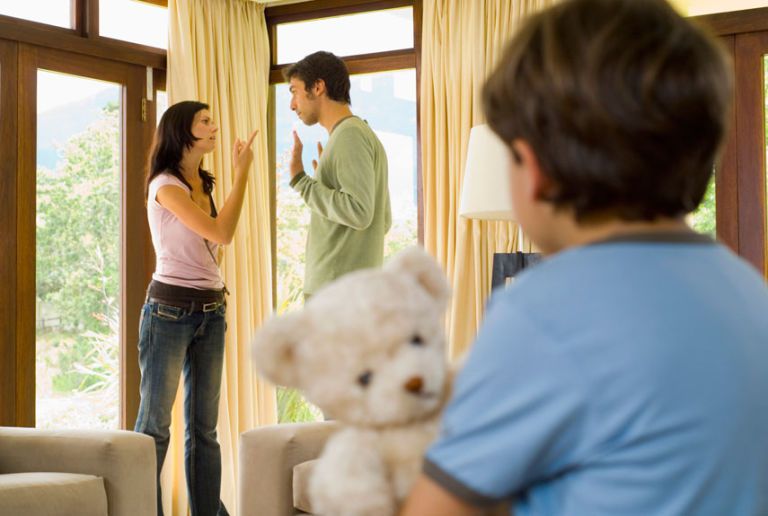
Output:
(458, 124), (541, 291)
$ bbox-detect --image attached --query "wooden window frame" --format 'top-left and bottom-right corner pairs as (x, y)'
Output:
(265, 0), (423, 306)
(696, 8), (768, 276)
(0, 1), (165, 428)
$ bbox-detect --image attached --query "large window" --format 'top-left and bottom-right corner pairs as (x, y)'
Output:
(36, 71), (121, 429)
(267, 0), (420, 422)
(0, 2), (162, 428)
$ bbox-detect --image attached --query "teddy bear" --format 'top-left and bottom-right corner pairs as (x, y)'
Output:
(252, 246), (452, 516)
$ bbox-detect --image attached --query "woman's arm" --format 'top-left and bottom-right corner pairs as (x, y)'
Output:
(156, 130), (257, 244)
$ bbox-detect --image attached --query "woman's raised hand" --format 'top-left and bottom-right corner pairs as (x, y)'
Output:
(233, 129), (258, 177)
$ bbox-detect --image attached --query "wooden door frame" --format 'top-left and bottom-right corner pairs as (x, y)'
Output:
(696, 8), (768, 275)
(12, 44), (154, 428)
(0, 39), (19, 425)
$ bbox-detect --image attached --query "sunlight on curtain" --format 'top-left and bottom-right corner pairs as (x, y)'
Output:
(167, 0), (275, 514)
(420, 0), (557, 358)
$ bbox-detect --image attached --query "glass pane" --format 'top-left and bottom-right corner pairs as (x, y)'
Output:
(36, 70), (121, 429)
(273, 69), (418, 422)
(100, 0), (168, 49)
(156, 90), (168, 124)
(0, 0), (70, 28)
(276, 7), (413, 64)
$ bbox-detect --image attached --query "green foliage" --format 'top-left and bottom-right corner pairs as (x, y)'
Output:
(690, 174), (716, 237)
(36, 103), (120, 396)
(36, 102), (120, 334)
(276, 387), (322, 423)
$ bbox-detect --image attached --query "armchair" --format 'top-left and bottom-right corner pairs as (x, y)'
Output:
(0, 426), (156, 516)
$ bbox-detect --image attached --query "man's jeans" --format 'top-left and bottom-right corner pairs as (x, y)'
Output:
(134, 301), (229, 516)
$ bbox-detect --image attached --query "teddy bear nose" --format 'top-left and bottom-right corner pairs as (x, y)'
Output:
(404, 376), (424, 394)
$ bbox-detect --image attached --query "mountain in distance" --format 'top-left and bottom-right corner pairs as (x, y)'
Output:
(37, 89), (117, 170)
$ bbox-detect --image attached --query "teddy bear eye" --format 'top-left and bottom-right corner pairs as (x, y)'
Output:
(357, 370), (373, 387)
(410, 334), (424, 346)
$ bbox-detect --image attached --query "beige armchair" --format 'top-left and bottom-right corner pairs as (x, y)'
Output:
(239, 421), (340, 516)
(238, 421), (511, 516)
(0, 426), (156, 516)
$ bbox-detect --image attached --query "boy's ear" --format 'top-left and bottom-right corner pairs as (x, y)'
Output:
(252, 312), (306, 388)
(512, 139), (557, 202)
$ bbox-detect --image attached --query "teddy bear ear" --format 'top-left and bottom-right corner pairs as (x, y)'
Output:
(251, 311), (306, 388)
(386, 246), (451, 307)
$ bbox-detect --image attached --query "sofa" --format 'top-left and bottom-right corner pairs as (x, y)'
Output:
(0, 426), (156, 516)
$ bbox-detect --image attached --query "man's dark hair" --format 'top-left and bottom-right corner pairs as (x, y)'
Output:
(284, 51), (352, 105)
(483, 0), (732, 222)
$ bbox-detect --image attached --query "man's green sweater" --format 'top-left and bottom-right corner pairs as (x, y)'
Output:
(290, 116), (391, 295)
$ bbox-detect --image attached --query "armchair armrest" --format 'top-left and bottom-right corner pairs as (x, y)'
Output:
(0, 427), (156, 516)
(239, 421), (340, 516)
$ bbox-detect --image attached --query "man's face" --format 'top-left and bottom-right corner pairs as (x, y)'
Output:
(289, 77), (320, 126)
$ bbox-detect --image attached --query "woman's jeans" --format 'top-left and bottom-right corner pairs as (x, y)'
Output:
(134, 301), (229, 516)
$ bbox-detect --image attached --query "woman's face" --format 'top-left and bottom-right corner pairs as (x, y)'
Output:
(190, 109), (218, 153)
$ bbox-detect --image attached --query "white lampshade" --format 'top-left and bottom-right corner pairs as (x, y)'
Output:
(459, 124), (515, 221)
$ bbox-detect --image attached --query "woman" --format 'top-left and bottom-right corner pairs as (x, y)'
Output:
(134, 100), (256, 516)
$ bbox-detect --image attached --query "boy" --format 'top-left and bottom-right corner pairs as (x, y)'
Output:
(401, 0), (768, 514)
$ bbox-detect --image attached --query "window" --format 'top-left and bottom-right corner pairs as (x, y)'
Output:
(276, 7), (413, 64)
(36, 70), (122, 429)
(267, 0), (421, 423)
(0, 2), (163, 427)
(0, 0), (71, 28)
(274, 69), (418, 312)
(100, 0), (168, 49)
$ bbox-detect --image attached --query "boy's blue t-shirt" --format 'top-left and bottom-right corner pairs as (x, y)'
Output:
(426, 233), (768, 516)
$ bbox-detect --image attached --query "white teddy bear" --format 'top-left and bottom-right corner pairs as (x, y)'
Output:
(252, 246), (452, 516)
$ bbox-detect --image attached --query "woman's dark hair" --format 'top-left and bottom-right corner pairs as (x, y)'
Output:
(145, 100), (215, 200)
(284, 51), (351, 104)
(483, 0), (732, 222)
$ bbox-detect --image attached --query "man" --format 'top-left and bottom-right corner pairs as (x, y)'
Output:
(286, 51), (391, 298)
(401, 0), (768, 515)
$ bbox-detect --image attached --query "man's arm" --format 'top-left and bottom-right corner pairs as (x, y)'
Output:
(400, 474), (482, 516)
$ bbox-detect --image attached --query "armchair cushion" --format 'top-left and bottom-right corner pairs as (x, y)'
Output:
(0, 472), (107, 516)
(292, 459), (318, 513)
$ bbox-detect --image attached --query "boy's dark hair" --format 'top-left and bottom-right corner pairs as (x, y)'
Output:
(145, 100), (215, 201)
(284, 51), (352, 105)
(483, 0), (732, 222)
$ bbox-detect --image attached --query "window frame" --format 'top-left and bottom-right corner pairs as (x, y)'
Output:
(696, 8), (768, 276)
(265, 0), (423, 307)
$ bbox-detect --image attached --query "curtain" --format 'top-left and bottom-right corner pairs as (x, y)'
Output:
(166, 0), (276, 514)
(420, 0), (557, 358)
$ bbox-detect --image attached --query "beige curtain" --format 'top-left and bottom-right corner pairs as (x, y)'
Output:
(420, 0), (557, 358)
(166, 0), (276, 514)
